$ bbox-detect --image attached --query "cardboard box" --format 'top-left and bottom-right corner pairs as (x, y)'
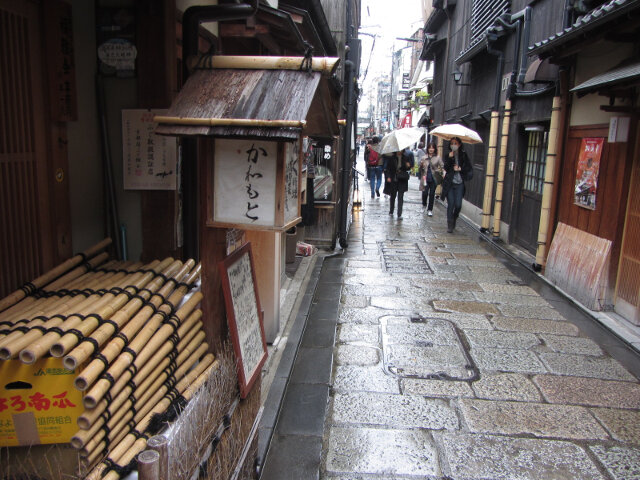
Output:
(0, 357), (82, 446)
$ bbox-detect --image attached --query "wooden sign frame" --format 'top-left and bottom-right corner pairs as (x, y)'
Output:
(218, 242), (267, 398)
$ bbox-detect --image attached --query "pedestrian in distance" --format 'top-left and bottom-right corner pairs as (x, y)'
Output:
(363, 140), (371, 181)
(367, 137), (383, 199)
(419, 142), (444, 217)
(440, 137), (473, 233)
(383, 147), (415, 219)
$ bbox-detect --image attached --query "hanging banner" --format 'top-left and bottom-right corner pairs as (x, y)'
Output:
(401, 112), (412, 128)
(574, 137), (604, 210)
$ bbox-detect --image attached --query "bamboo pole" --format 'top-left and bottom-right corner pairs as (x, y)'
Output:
(0, 253), (111, 325)
(18, 259), (171, 364)
(65, 261), (198, 371)
(481, 110), (500, 231)
(0, 268), (134, 359)
(0, 238), (112, 313)
(83, 295), (203, 409)
(536, 96), (562, 268)
(492, 100), (512, 237)
(51, 259), (191, 358)
(0, 266), (117, 342)
(187, 54), (340, 74)
(87, 355), (217, 480)
(153, 116), (306, 128)
(72, 264), (201, 386)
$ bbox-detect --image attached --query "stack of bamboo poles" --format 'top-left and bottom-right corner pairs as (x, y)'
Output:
(0, 239), (216, 479)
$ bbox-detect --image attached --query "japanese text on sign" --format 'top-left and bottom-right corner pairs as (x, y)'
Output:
(0, 391), (76, 414)
(122, 109), (177, 190)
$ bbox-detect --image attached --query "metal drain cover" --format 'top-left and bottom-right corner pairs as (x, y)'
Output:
(379, 241), (432, 274)
(380, 316), (478, 382)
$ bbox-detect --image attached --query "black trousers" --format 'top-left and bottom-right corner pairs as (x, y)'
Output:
(389, 187), (405, 216)
(422, 179), (437, 210)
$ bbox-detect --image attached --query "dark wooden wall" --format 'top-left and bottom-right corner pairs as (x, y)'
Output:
(556, 124), (636, 282)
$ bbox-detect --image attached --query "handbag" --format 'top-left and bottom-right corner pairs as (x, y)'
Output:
(396, 170), (410, 181)
(432, 169), (443, 186)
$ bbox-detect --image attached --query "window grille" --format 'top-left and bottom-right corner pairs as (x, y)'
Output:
(523, 130), (548, 195)
(471, 0), (511, 46)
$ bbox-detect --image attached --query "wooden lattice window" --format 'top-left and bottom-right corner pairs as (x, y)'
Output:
(522, 130), (548, 195)
(471, 0), (511, 46)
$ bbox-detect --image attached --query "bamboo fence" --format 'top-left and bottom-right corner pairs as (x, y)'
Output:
(0, 241), (224, 479)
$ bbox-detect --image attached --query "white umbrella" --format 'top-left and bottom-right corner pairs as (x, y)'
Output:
(430, 123), (483, 144)
(375, 126), (425, 155)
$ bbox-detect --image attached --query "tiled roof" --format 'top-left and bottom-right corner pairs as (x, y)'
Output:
(571, 60), (640, 93)
(529, 0), (640, 56)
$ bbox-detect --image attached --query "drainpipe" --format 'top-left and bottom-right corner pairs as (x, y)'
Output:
(338, 1), (356, 248)
(516, 7), (532, 85)
(480, 37), (504, 233)
(180, 2), (259, 260)
(534, 94), (562, 270)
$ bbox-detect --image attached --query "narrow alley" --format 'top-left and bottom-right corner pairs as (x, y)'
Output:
(260, 154), (640, 480)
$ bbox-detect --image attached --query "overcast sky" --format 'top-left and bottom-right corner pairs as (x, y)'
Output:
(358, 0), (424, 87)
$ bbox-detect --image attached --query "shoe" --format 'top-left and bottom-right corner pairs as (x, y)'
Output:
(389, 211), (394, 215)
(376, 189), (380, 197)
(398, 215), (403, 219)
(427, 210), (433, 216)
(371, 195), (375, 199)
(447, 220), (454, 233)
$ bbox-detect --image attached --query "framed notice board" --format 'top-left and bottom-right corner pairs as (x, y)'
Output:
(219, 243), (267, 398)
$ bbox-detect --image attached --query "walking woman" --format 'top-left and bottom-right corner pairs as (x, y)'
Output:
(367, 137), (383, 198)
(440, 137), (473, 232)
(384, 147), (414, 219)
(419, 142), (444, 216)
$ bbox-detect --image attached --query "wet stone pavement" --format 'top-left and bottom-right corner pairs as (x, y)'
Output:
(261, 172), (640, 480)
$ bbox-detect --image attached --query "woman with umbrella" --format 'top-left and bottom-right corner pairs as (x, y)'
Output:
(440, 137), (473, 232)
(430, 124), (482, 233)
(384, 147), (414, 219)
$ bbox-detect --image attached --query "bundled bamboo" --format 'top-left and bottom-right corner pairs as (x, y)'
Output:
(18, 258), (174, 364)
(0, 238), (112, 313)
(50, 259), (192, 359)
(71, 264), (201, 387)
(0, 253), (112, 327)
(83, 293), (203, 409)
(86, 354), (218, 480)
(75, 316), (206, 433)
(0, 264), (141, 359)
(66, 262), (200, 373)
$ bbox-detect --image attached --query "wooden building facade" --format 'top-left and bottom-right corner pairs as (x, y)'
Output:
(422, 0), (640, 326)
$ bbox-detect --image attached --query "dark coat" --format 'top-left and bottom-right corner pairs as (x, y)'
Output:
(383, 149), (415, 194)
(441, 149), (472, 199)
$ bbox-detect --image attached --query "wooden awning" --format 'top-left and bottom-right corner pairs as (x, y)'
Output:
(155, 56), (340, 141)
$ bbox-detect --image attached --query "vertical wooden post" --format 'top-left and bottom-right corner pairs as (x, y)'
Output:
(481, 110), (500, 231)
(146, 435), (169, 480)
(137, 450), (160, 480)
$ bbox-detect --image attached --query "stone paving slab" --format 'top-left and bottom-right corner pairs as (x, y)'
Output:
(497, 304), (565, 319)
(447, 258), (504, 267)
(465, 330), (541, 350)
(402, 378), (474, 398)
(333, 365), (400, 394)
(538, 352), (637, 381)
(331, 392), (459, 430)
(340, 296), (368, 308)
(343, 274), (396, 286)
(533, 374), (640, 408)
(472, 347), (548, 374)
(346, 260), (383, 269)
(371, 296), (433, 311)
(385, 321), (460, 346)
(433, 300), (501, 315)
(337, 324), (379, 345)
(538, 334), (604, 356)
(403, 289), (478, 303)
(589, 444), (640, 480)
(590, 407), (640, 443)
(338, 306), (390, 324)
(438, 432), (605, 479)
(423, 312), (494, 330)
(491, 316), (580, 336)
(471, 373), (542, 402)
(325, 426), (441, 477)
(386, 344), (470, 377)
(334, 345), (380, 366)
(455, 270), (521, 284)
(459, 398), (609, 440)
(472, 291), (550, 306)
(342, 284), (398, 296)
(478, 282), (539, 295)
(411, 278), (482, 292)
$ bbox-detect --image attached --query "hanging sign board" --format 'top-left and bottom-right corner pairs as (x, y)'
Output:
(574, 137), (604, 210)
(219, 243), (267, 398)
(212, 139), (301, 231)
(122, 109), (177, 190)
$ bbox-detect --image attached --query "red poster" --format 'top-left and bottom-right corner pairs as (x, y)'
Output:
(574, 137), (604, 210)
(401, 113), (412, 128)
